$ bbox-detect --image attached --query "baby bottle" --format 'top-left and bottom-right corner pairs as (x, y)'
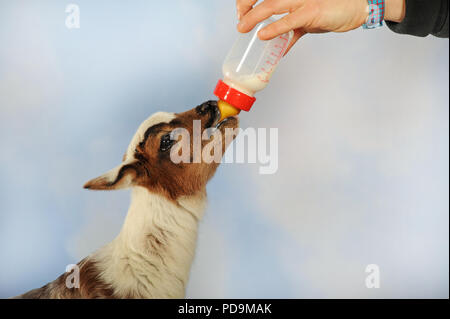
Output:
(214, 18), (293, 120)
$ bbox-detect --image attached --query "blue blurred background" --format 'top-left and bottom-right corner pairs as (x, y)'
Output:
(0, 0), (448, 298)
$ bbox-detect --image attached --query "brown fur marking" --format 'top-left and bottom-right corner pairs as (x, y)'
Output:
(14, 258), (115, 299)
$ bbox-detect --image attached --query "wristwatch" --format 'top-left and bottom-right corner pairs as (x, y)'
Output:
(363, 0), (385, 29)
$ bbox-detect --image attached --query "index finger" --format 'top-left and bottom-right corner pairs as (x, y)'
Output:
(237, 0), (290, 33)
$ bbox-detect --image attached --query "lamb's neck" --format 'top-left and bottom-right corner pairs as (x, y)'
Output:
(94, 186), (207, 298)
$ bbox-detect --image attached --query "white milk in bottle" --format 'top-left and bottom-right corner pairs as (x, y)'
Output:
(214, 17), (293, 119)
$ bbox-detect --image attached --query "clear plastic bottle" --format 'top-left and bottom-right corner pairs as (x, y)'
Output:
(214, 18), (293, 120)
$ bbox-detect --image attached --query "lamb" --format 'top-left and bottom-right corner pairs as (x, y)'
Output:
(14, 100), (238, 298)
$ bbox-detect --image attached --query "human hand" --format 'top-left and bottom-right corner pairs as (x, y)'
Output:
(236, 0), (406, 54)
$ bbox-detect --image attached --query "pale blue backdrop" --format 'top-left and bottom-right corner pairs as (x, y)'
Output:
(0, 0), (448, 298)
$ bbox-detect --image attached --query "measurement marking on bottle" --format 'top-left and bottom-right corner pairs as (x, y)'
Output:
(261, 67), (272, 74)
(257, 74), (269, 83)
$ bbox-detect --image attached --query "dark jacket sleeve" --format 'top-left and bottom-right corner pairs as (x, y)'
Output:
(386, 0), (449, 38)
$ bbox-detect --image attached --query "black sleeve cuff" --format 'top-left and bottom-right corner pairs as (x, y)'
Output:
(386, 0), (449, 38)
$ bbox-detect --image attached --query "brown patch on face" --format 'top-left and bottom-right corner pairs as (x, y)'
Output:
(130, 100), (239, 201)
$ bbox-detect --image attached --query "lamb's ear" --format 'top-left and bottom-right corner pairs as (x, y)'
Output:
(83, 160), (142, 190)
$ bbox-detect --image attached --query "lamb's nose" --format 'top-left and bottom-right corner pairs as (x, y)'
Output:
(196, 100), (218, 115)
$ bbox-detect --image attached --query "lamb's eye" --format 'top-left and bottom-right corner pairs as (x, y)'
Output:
(159, 133), (174, 152)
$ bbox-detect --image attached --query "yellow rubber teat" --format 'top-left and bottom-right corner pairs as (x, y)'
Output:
(218, 100), (240, 121)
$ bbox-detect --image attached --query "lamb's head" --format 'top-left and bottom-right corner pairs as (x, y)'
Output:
(84, 100), (239, 200)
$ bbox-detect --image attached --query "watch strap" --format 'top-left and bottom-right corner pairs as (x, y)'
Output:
(363, 0), (385, 29)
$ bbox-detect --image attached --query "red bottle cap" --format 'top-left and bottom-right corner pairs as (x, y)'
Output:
(213, 79), (256, 112)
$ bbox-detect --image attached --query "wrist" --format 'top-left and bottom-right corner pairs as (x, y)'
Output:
(384, 0), (406, 23)
(357, 0), (371, 27)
